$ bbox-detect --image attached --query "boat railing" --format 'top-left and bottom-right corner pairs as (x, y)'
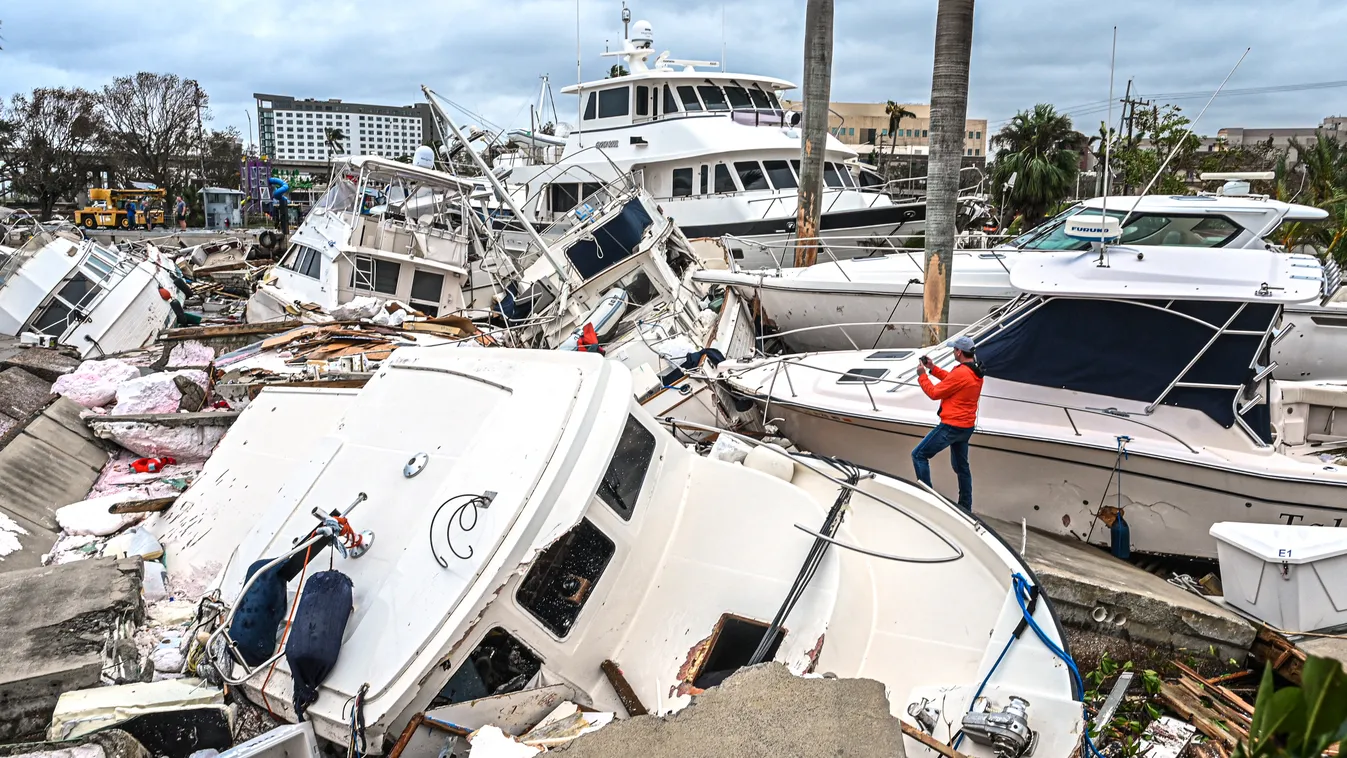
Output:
(755, 320), (976, 351)
(714, 353), (1200, 455)
(651, 416), (966, 564)
(719, 232), (1012, 274)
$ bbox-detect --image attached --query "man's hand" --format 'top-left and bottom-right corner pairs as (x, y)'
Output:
(919, 355), (934, 368)
(916, 363), (927, 377)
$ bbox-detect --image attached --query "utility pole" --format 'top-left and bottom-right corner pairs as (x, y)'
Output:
(1117, 83), (1153, 196)
(794, 0), (833, 267)
(922, 0), (975, 346)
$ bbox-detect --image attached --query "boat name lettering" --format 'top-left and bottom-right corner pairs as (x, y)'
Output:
(1278, 513), (1345, 527)
(595, 140), (620, 149)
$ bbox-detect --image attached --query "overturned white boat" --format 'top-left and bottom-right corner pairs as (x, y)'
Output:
(247, 156), (480, 324)
(0, 229), (184, 357)
(194, 348), (1083, 758)
(721, 244), (1347, 559)
(699, 193), (1347, 379)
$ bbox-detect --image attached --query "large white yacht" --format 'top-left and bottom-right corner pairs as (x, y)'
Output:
(698, 191), (1347, 379)
(719, 244), (1347, 559)
(498, 18), (926, 270)
(187, 347), (1084, 757)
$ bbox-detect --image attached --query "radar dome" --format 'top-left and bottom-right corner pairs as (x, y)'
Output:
(631, 20), (654, 48)
(412, 145), (435, 169)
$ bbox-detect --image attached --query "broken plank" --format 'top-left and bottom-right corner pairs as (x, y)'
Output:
(898, 721), (971, 758)
(1158, 681), (1238, 750)
(399, 322), (465, 337)
(87, 411), (241, 427)
(1174, 660), (1255, 715)
(108, 496), (178, 515)
(1251, 626), (1306, 685)
(161, 321), (303, 341)
(600, 659), (649, 717)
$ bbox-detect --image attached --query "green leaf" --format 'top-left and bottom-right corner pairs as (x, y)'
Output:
(1296, 656), (1347, 754)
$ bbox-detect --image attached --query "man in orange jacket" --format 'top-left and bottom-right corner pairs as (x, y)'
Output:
(913, 335), (985, 511)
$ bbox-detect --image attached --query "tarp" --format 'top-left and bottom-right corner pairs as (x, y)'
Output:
(563, 199), (653, 280)
(976, 297), (1276, 431)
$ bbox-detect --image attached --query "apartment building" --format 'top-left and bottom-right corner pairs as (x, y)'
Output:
(254, 93), (434, 169)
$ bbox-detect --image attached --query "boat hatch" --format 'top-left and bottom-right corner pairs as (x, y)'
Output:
(683, 614), (787, 691)
(515, 519), (616, 637)
(838, 367), (889, 384)
(866, 350), (914, 361)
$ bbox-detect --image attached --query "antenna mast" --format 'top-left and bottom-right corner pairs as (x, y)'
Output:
(1096, 26), (1117, 267)
(575, 0), (582, 147)
(622, 2), (630, 39)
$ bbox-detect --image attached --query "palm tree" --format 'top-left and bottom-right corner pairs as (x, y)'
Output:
(324, 127), (347, 161)
(607, 65), (628, 78)
(884, 100), (916, 172)
(922, 0), (974, 346)
(989, 104), (1086, 229)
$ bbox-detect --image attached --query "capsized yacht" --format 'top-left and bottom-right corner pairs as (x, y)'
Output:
(698, 192), (1347, 379)
(719, 244), (1347, 559)
(193, 347), (1084, 758)
(495, 17), (927, 270)
(246, 156), (481, 324)
(0, 229), (185, 357)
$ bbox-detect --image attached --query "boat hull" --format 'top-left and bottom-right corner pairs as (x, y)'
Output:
(750, 398), (1347, 558)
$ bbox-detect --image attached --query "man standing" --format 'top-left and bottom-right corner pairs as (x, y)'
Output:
(175, 196), (187, 230)
(913, 335), (985, 511)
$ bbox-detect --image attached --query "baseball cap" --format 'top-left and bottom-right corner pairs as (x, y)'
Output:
(947, 335), (977, 353)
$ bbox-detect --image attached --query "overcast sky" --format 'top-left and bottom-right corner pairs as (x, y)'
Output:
(3, 0), (1345, 144)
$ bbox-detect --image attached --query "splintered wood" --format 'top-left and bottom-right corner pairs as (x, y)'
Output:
(1156, 662), (1256, 758)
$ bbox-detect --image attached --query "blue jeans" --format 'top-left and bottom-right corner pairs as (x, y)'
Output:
(912, 423), (975, 511)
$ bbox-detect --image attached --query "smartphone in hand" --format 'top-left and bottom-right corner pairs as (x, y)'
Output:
(919, 355), (933, 368)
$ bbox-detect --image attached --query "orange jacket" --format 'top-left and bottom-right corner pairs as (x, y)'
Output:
(918, 362), (984, 428)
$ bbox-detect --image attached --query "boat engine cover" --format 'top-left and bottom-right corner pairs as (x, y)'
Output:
(285, 570), (354, 719)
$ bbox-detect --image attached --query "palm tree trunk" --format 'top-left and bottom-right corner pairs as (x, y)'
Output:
(794, 0), (833, 267)
(922, 0), (975, 346)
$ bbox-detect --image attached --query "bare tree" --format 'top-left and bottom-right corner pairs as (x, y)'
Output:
(794, 0), (833, 267)
(6, 88), (104, 219)
(99, 72), (206, 193)
(201, 128), (243, 189)
(922, 0), (975, 346)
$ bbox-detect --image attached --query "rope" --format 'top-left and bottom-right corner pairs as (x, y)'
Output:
(1084, 436), (1131, 546)
(261, 543), (312, 718)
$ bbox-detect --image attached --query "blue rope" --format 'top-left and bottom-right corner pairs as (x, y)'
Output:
(950, 574), (1106, 758)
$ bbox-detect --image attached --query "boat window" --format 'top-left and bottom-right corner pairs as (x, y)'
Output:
(699, 165), (710, 195)
(748, 85), (772, 109)
(31, 299), (75, 336)
(714, 164), (737, 194)
(790, 159), (801, 179)
(672, 168), (694, 198)
(313, 178), (356, 212)
(83, 249), (118, 281)
(837, 165), (856, 188)
(410, 269), (444, 314)
(724, 85), (753, 110)
(635, 85), (650, 117)
(838, 367), (889, 383)
(279, 243), (302, 271)
(823, 162), (845, 188)
(677, 86), (703, 112)
(434, 628), (543, 706)
(516, 519), (616, 638)
(734, 161), (770, 191)
(30, 272), (103, 337)
(663, 84), (679, 114)
(766, 90), (783, 110)
(856, 169), (886, 188)
(867, 350), (913, 361)
(596, 414), (656, 521)
(762, 161), (797, 189)
(352, 254), (400, 295)
(1017, 209), (1243, 251)
(597, 86), (630, 118)
(697, 85), (729, 111)
(583, 92), (597, 121)
(614, 266), (660, 307)
(300, 247), (322, 279)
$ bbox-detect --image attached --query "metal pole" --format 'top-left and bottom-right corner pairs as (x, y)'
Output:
(422, 87), (569, 283)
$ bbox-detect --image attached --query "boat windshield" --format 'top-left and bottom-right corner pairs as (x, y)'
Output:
(1012, 207), (1243, 251)
(315, 178), (357, 213)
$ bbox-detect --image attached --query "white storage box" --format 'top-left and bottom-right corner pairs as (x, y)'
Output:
(1210, 522), (1347, 632)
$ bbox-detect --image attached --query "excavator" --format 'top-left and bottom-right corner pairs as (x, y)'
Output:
(75, 188), (168, 230)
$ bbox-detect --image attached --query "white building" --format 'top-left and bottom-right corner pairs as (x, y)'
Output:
(254, 93), (433, 168)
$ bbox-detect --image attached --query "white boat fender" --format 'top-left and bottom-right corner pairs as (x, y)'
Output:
(557, 288), (628, 350)
(744, 445), (794, 483)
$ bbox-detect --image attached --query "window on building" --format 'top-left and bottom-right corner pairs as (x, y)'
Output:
(352, 255), (400, 294)
(763, 160), (797, 189)
(714, 163), (737, 193)
(881, 128), (888, 136)
(922, 129), (928, 137)
(976, 130), (982, 139)
(596, 414), (656, 520)
(516, 519), (615, 637)
(677, 86), (703, 112)
(697, 85), (729, 111)
(672, 167), (694, 197)
(734, 161), (769, 191)
(723, 85), (753, 110)
(597, 86), (630, 118)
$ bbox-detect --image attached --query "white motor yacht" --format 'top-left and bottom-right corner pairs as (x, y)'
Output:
(698, 192), (1347, 379)
(497, 17), (925, 270)
(246, 156), (479, 324)
(0, 229), (185, 357)
(191, 347), (1084, 758)
(720, 245), (1347, 559)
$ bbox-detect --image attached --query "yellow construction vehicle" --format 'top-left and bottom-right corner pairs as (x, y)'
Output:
(75, 188), (168, 230)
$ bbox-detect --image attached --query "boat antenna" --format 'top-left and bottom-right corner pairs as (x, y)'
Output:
(1117, 47), (1251, 230)
(721, 3), (726, 70)
(622, 2), (630, 39)
(576, 0), (583, 148)
(1096, 26), (1117, 267)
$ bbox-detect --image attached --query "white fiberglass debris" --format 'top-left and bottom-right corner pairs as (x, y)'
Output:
(329, 296), (382, 321)
(708, 434), (753, 464)
(466, 725), (541, 758)
(55, 493), (148, 536)
(52, 359), (142, 409)
(167, 340), (216, 369)
(143, 561), (169, 602)
(102, 527), (164, 560)
(0, 511), (29, 560)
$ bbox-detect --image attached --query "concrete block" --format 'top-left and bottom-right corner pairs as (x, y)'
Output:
(0, 349), (82, 384)
(0, 368), (53, 421)
(985, 518), (1256, 663)
(558, 663), (906, 758)
(0, 558), (144, 743)
(0, 398), (108, 542)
